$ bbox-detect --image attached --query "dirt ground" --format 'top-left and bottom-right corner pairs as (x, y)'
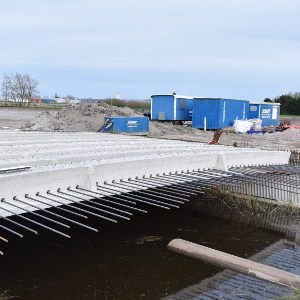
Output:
(149, 114), (300, 150)
(0, 105), (299, 151)
(151, 123), (300, 150)
(0, 108), (47, 130)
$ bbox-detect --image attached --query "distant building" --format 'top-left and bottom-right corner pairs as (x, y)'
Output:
(3, 98), (30, 103)
(67, 99), (81, 104)
(79, 98), (106, 104)
(55, 97), (66, 104)
(31, 98), (43, 103)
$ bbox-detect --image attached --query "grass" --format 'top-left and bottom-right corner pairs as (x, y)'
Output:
(277, 290), (300, 299)
(208, 188), (300, 223)
(207, 187), (269, 217)
(0, 101), (65, 110)
(281, 114), (300, 118)
(103, 98), (150, 110)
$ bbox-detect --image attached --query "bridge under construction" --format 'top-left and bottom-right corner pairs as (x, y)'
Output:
(0, 131), (292, 255)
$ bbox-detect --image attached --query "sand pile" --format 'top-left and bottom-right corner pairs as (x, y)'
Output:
(148, 121), (214, 142)
(26, 103), (141, 132)
(277, 127), (300, 140)
(149, 122), (199, 137)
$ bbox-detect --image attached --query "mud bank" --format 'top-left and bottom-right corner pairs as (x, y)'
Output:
(188, 189), (300, 241)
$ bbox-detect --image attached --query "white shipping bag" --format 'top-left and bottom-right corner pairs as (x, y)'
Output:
(233, 120), (253, 133)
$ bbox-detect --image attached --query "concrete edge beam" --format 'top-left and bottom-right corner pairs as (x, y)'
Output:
(0, 150), (290, 216)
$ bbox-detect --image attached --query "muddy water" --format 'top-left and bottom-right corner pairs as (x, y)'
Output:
(0, 206), (281, 299)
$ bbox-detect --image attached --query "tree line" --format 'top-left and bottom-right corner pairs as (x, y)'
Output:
(1, 73), (150, 109)
(1, 73), (39, 106)
(2, 72), (298, 114)
(265, 92), (300, 115)
(103, 98), (151, 110)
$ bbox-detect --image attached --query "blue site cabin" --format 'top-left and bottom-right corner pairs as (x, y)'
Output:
(150, 94), (194, 122)
(249, 102), (280, 126)
(192, 98), (249, 130)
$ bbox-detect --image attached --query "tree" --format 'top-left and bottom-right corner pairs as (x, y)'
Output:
(275, 93), (300, 115)
(264, 98), (272, 103)
(1, 74), (11, 101)
(1, 73), (39, 106)
(65, 95), (76, 100)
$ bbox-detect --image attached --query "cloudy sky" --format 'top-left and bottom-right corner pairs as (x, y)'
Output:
(0, 0), (299, 100)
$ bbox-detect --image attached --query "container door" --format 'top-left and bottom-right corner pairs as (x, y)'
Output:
(272, 107), (278, 120)
(151, 95), (174, 120)
(184, 99), (193, 121)
(249, 104), (259, 119)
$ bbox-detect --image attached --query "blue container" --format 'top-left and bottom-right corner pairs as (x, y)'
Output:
(192, 98), (249, 130)
(101, 116), (149, 133)
(249, 102), (280, 126)
(150, 95), (194, 121)
(42, 98), (56, 104)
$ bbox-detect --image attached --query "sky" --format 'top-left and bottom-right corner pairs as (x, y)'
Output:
(0, 0), (299, 100)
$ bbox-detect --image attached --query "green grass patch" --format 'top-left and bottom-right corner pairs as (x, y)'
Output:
(280, 114), (300, 118)
(103, 98), (150, 110)
(0, 102), (64, 110)
(277, 289), (300, 299)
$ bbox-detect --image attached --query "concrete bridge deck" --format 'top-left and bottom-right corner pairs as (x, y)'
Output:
(0, 131), (289, 209)
(0, 131), (290, 255)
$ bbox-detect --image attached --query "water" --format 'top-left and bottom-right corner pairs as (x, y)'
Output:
(0, 206), (281, 299)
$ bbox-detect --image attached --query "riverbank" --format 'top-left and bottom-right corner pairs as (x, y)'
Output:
(189, 188), (300, 240)
(162, 189), (300, 299)
(0, 290), (14, 300)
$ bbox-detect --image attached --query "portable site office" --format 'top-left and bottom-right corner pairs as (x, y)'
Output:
(249, 102), (280, 126)
(150, 94), (194, 122)
(192, 98), (249, 130)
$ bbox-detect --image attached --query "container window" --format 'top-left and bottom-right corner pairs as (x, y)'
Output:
(158, 112), (165, 120)
(179, 99), (184, 110)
